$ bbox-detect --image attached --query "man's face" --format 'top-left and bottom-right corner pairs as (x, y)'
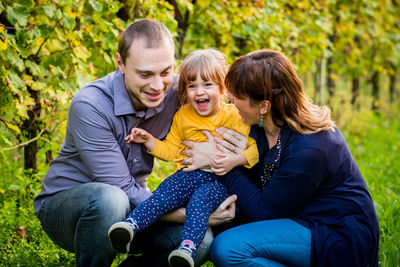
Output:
(116, 38), (175, 110)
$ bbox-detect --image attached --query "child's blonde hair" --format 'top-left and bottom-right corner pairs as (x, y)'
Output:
(178, 48), (228, 105)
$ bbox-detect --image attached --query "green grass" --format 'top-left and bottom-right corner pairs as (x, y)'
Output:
(0, 108), (399, 266)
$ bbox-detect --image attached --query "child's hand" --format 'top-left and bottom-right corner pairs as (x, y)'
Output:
(211, 152), (246, 176)
(125, 128), (150, 144)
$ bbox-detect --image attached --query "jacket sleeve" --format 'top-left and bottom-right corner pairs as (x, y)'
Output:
(69, 100), (152, 207)
(149, 111), (182, 161)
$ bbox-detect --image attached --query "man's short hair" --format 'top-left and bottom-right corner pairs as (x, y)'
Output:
(118, 18), (174, 64)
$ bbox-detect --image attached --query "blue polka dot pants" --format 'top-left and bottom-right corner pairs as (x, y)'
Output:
(127, 169), (228, 249)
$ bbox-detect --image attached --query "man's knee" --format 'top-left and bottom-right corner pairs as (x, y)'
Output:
(194, 227), (213, 265)
(88, 183), (130, 219)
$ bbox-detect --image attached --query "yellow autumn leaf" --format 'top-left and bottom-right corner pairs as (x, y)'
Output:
(73, 46), (91, 61)
(15, 102), (29, 119)
(35, 37), (44, 46)
(32, 81), (46, 91)
(23, 75), (34, 87)
(64, 6), (76, 19)
(6, 123), (21, 135)
(0, 24), (5, 33)
(0, 38), (7, 50)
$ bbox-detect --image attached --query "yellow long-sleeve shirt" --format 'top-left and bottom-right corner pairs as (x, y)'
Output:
(150, 102), (259, 172)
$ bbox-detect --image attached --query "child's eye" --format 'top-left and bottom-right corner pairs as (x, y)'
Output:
(187, 84), (196, 89)
(205, 82), (214, 87)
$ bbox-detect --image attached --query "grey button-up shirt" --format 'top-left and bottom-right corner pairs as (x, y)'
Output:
(34, 69), (180, 214)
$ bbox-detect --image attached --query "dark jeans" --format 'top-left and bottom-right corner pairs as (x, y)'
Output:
(37, 182), (211, 267)
(121, 221), (213, 267)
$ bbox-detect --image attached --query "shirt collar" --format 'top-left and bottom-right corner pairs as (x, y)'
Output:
(113, 68), (168, 119)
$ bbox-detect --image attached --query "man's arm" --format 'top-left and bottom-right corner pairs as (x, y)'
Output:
(69, 100), (152, 206)
(160, 195), (237, 226)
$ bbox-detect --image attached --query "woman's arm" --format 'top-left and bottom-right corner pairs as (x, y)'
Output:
(223, 148), (326, 221)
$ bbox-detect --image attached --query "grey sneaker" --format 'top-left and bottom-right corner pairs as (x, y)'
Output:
(108, 221), (134, 253)
(168, 240), (196, 267)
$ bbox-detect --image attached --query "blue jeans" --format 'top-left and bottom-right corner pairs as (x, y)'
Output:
(37, 182), (212, 267)
(210, 219), (311, 267)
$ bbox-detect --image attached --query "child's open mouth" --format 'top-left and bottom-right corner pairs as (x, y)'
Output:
(196, 99), (209, 111)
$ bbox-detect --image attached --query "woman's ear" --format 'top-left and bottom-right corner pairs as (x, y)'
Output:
(259, 100), (270, 115)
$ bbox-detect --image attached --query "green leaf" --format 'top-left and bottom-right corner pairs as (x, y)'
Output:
(42, 5), (56, 18)
(63, 14), (75, 30)
(31, 81), (46, 91)
(5, 123), (21, 135)
(8, 71), (25, 89)
(89, 0), (103, 12)
(25, 60), (41, 76)
(9, 185), (21, 191)
(6, 4), (30, 27)
(38, 24), (53, 39)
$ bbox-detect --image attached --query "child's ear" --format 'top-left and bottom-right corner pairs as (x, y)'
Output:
(259, 100), (270, 115)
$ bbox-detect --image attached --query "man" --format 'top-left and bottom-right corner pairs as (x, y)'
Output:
(34, 19), (235, 267)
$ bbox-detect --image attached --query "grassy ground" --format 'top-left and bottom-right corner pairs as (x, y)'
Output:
(0, 107), (399, 266)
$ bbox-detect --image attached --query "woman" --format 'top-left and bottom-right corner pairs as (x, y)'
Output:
(206, 49), (379, 266)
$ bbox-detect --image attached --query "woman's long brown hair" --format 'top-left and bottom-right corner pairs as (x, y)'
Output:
(225, 49), (334, 134)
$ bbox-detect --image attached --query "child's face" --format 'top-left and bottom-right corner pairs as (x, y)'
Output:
(186, 73), (222, 117)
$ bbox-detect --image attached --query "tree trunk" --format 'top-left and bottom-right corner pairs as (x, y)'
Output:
(167, 0), (193, 59)
(371, 71), (380, 111)
(319, 56), (326, 106)
(23, 86), (41, 172)
(389, 63), (397, 102)
(327, 56), (335, 106)
(351, 77), (360, 108)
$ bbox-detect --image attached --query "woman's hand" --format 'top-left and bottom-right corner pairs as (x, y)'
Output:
(215, 127), (248, 154)
(209, 195), (237, 226)
(181, 130), (218, 172)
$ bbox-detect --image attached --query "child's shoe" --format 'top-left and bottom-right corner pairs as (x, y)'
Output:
(107, 219), (137, 253)
(168, 240), (196, 267)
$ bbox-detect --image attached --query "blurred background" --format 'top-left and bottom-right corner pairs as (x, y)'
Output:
(0, 0), (399, 266)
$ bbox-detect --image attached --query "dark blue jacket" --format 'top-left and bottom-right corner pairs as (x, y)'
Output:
(222, 126), (379, 267)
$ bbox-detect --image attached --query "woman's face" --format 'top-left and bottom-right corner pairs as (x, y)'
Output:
(228, 93), (260, 125)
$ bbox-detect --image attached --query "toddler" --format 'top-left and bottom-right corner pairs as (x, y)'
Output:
(108, 48), (258, 267)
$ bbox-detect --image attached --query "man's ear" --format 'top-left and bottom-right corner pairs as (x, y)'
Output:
(116, 53), (125, 74)
(259, 100), (270, 115)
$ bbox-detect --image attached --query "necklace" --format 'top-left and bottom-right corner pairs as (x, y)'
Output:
(260, 133), (282, 187)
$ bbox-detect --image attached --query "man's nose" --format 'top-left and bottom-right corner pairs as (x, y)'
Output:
(150, 75), (164, 91)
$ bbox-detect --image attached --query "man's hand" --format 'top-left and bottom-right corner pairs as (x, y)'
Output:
(181, 130), (218, 171)
(209, 195), (237, 226)
(160, 195), (236, 226)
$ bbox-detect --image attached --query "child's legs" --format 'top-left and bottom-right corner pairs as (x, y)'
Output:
(128, 169), (214, 230)
(182, 181), (228, 248)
